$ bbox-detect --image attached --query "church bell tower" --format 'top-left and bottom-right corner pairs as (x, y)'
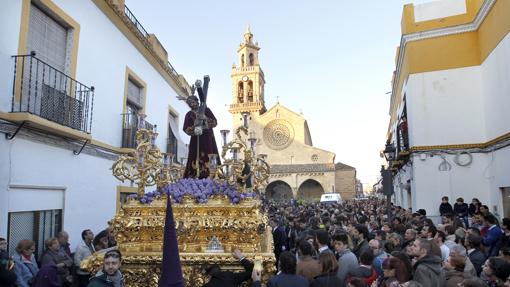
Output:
(229, 26), (266, 128)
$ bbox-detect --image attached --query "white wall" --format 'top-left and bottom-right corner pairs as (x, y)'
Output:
(0, 0), (190, 158)
(0, 0), (24, 112)
(481, 33), (510, 140)
(413, 0), (466, 23)
(53, 0), (189, 153)
(0, 138), (119, 249)
(0, 0), (193, 249)
(394, 32), (510, 218)
(406, 66), (485, 147)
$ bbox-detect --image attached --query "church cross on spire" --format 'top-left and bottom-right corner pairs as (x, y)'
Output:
(244, 24), (253, 44)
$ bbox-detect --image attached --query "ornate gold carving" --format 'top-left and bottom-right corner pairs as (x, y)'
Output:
(215, 126), (270, 192)
(103, 126), (275, 286)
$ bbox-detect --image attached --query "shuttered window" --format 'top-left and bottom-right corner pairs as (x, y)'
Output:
(127, 78), (144, 108)
(27, 4), (68, 72)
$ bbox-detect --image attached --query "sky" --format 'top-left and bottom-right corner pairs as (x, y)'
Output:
(125, 0), (432, 188)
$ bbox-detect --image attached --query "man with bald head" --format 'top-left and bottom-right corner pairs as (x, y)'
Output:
(369, 239), (388, 277)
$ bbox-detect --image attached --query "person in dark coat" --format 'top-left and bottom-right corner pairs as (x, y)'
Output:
(203, 249), (253, 287)
(311, 253), (342, 287)
(465, 233), (486, 276)
(0, 237), (16, 286)
(468, 198), (481, 217)
(409, 239), (446, 287)
(87, 250), (124, 287)
(440, 196), (454, 216)
(32, 264), (60, 287)
(40, 237), (73, 285)
(348, 251), (377, 286)
(253, 251), (308, 287)
(270, 217), (288, 268)
(351, 224), (370, 259)
(454, 198), (469, 228)
(182, 94), (221, 179)
(482, 214), (503, 258)
(0, 250), (17, 287)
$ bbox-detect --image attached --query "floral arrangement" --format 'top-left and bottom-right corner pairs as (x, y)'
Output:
(132, 178), (257, 204)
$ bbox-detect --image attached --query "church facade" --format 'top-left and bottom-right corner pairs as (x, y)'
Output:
(228, 28), (357, 201)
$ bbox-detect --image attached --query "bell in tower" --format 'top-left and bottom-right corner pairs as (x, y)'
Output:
(229, 26), (266, 118)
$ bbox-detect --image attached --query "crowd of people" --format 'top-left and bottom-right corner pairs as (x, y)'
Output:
(2, 196), (510, 287)
(248, 196), (510, 287)
(0, 224), (120, 287)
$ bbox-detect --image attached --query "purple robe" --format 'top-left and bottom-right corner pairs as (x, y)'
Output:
(183, 107), (221, 178)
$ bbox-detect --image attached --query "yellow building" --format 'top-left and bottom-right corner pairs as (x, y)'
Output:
(229, 27), (357, 201)
(384, 0), (510, 216)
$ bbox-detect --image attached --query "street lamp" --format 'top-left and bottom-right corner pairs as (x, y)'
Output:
(382, 140), (396, 162)
(380, 165), (394, 218)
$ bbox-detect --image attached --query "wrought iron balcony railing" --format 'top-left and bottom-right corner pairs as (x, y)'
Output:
(121, 113), (154, 149)
(124, 5), (148, 39)
(11, 53), (95, 133)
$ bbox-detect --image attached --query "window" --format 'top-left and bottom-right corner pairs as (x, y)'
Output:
(8, 209), (62, 259)
(167, 118), (178, 158)
(247, 81), (254, 102)
(238, 82), (244, 103)
(249, 53), (254, 66)
(122, 71), (147, 148)
(501, 187), (510, 218)
(127, 78), (144, 109)
(27, 4), (69, 73)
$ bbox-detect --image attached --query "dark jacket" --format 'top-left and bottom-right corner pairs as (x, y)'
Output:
(311, 272), (342, 287)
(483, 225), (503, 257)
(272, 226), (288, 259)
(296, 256), (321, 282)
(266, 273), (309, 287)
(445, 269), (471, 287)
(0, 257), (17, 287)
(87, 270), (124, 287)
(203, 258), (253, 287)
(413, 255), (446, 287)
(352, 239), (369, 259)
(32, 265), (60, 287)
(453, 203), (469, 218)
(440, 203), (454, 216)
(468, 203), (480, 216)
(468, 249), (486, 276)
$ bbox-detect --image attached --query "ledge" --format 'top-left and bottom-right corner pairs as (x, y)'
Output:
(0, 112), (91, 141)
(409, 131), (510, 152)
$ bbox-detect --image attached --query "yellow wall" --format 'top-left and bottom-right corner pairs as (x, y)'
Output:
(390, 0), (510, 126)
(401, 0), (483, 34)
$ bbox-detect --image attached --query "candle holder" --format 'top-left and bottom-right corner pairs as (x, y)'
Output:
(220, 129), (230, 147)
(112, 122), (180, 198)
(214, 126), (269, 192)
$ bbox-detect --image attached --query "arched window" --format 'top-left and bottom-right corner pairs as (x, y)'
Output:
(241, 54), (245, 67)
(247, 81), (254, 102)
(238, 82), (244, 103)
(249, 53), (254, 66)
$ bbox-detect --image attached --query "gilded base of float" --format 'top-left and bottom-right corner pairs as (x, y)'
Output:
(82, 196), (276, 286)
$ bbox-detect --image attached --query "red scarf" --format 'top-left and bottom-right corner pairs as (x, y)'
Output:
(22, 253), (32, 262)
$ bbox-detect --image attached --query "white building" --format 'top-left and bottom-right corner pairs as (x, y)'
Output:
(0, 0), (191, 256)
(385, 0), (510, 219)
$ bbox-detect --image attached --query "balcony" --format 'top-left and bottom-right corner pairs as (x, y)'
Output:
(121, 113), (154, 149)
(2, 53), (94, 140)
